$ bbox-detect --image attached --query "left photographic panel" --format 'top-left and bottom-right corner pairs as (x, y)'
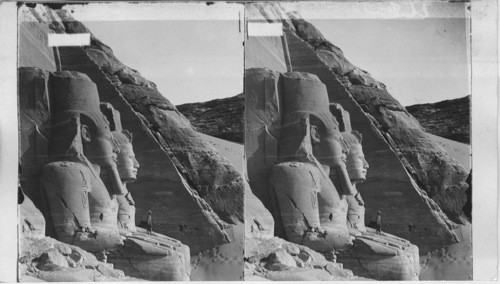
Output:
(17, 2), (244, 281)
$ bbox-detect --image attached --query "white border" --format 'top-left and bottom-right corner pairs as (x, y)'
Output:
(60, 2), (241, 22)
(0, 2), (19, 282)
(471, 0), (498, 280)
(0, 0), (498, 282)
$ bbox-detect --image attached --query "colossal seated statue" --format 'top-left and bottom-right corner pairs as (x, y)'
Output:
(340, 130), (368, 233)
(39, 72), (190, 280)
(40, 71), (125, 254)
(269, 72), (354, 253)
(113, 130), (138, 233)
(101, 103), (191, 281)
(332, 110), (420, 280)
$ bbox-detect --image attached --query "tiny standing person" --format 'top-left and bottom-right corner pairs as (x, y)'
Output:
(376, 211), (382, 234)
(146, 210), (153, 235)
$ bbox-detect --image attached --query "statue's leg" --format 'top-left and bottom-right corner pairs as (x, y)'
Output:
(271, 163), (321, 243)
(40, 162), (92, 244)
(317, 183), (353, 251)
(271, 163), (344, 252)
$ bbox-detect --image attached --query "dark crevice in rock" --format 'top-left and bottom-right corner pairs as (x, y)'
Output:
(55, 193), (82, 229)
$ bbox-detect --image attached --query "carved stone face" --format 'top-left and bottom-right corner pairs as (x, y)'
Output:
(311, 122), (348, 169)
(82, 124), (117, 167)
(346, 144), (369, 181)
(117, 143), (140, 182)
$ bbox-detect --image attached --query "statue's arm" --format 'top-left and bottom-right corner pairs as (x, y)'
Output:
(125, 191), (135, 206)
(354, 192), (364, 206)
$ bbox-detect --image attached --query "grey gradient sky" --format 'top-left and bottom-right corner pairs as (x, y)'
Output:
(78, 9), (468, 107)
(311, 18), (470, 106)
(83, 20), (244, 105)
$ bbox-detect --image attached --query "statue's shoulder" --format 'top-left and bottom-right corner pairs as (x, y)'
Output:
(41, 161), (92, 181)
(271, 161), (320, 173)
(270, 161), (320, 186)
(42, 161), (89, 171)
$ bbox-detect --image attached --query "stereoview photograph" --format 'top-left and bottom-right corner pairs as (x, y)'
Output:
(243, 2), (472, 281)
(16, 0), (475, 282)
(17, 2), (244, 281)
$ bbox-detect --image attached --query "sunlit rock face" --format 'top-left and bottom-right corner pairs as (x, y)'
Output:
(245, 3), (466, 255)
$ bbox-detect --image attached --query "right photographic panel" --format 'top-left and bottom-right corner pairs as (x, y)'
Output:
(243, 2), (471, 281)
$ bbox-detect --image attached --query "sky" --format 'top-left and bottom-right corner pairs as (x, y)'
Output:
(69, 3), (469, 107)
(310, 18), (470, 106)
(67, 2), (244, 106)
(82, 20), (243, 106)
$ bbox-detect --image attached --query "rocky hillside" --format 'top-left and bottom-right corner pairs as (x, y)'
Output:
(177, 94), (244, 143)
(406, 96), (470, 144)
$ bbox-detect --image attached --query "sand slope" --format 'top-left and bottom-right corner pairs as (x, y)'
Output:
(199, 133), (245, 174)
(428, 134), (471, 173)
(419, 241), (472, 280)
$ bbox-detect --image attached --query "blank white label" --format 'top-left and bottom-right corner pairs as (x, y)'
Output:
(248, 22), (283, 37)
(48, 33), (91, 47)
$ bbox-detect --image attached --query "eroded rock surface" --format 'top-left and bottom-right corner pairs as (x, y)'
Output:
(19, 188), (46, 237)
(109, 229), (190, 281)
(19, 194), (136, 282)
(244, 237), (360, 281)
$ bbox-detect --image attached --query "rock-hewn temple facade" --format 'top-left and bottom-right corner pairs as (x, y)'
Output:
(18, 4), (245, 281)
(17, 3), (471, 282)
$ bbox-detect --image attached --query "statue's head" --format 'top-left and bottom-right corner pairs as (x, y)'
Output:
(48, 71), (125, 195)
(49, 71), (114, 164)
(112, 130), (140, 182)
(277, 72), (348, 169)
(100, 102), (139, 183)
(342, 130), (369, 182)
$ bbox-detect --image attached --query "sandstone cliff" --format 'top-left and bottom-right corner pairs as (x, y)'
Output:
(406, 95), (470, 144)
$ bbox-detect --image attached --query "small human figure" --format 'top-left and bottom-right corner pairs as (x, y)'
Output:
(376, 211), (382, 234)
(146, 210), (153, 235)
